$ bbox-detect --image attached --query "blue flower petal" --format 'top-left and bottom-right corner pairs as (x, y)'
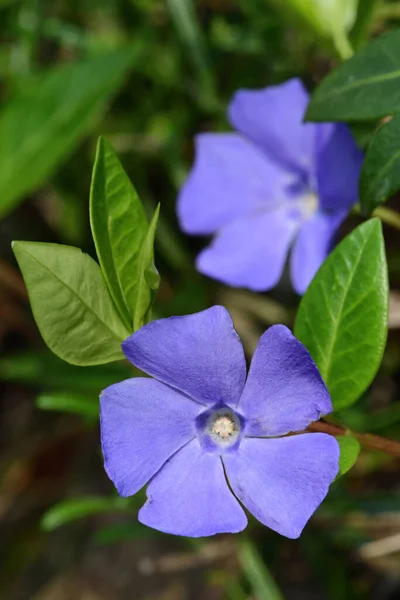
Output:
(100, 378), (200, 497)
(122, 306), (247, 406)
(196, 207), (300, 291)
(177, 133), (289, 235)
(223, 434), (339, 539)
(139, 439), (247, 537)
(315, 123), (363, 212)
(228, 78), (316, 176)
(290, 210), (347, 294)
(238, 324), (332, 436)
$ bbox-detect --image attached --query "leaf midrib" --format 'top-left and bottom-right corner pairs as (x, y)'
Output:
(319, 234), (371, 385)
(313, 68), (400, 103)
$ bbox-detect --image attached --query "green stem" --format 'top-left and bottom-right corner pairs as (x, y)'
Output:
(354, 204), (400, 231)
(377, 3), (400, 19)
(350, 0), (382, 50)
(333, 28), (354, 60)
(374, 205), (400, 230)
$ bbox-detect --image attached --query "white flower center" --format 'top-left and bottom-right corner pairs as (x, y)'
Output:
(211, 414), (237, 439)
(302, 191), (318, 218)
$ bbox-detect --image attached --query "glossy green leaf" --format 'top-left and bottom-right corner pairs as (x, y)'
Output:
(0, 48), (137, 218)
(359, 115), (400, 215)
(295, 219), (388, 410)
(336, 435), (361, 478)
(41, 496), (130, 531)
(90, 137), (148, 330)
(36, 392), (99, 419)
(306, 30), (400, 122)
(132, 204), (161, 331)
(12, 242), (129, 366)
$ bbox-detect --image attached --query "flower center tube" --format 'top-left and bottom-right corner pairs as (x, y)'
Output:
(211, 414), (237, 440)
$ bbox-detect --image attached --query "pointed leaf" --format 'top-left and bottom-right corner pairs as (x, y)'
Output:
(359, 115), (400, 215)
(90, 137), (148, 329)
(295, 219), (388, 410)
(336, 435), (361, 478)
(306, 30), (400, 122)
(133, 204), (160, 331)
(12, 242), (129, 366)
(0, 48), (137, 218)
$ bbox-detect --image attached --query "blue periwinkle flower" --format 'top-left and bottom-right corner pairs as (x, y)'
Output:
(100, 306), (339, 538)
(177, 79), (363, 294)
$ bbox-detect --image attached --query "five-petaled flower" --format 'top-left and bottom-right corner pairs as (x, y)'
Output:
(177, 78), (363, 294)
(100, 306), (339, 538)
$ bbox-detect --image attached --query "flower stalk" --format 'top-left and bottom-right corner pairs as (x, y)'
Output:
(308, 420), (400, 457)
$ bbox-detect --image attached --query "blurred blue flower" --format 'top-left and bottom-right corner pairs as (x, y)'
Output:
(100, 306), (339, 538)
(177, 79), (363, 294)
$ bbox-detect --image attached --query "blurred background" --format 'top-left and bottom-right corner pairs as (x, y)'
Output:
(1, 1), (400, 598)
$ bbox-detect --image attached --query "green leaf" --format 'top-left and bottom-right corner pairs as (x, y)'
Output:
(336, 435), (361, 478)
(90, 137), (148, 330)
(0, 48), (137, 219)
(36, 392), (99, 419)
(359, 115), (400, 215)
(237, 538), (284, 600)
(41, 496), (130, 531)
(306, 30), (400, 122)
(12, 241), (129, 366)
(132, 204), (161, 331)
(295, 219), (388, 410)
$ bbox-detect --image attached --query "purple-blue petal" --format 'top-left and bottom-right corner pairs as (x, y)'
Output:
(177, 133), (288, 235)
(290, 210), (347, 295)
(238, 325), (332, 436)
(122, 306), (246, 406)
(315, 123), (363, 212)
(100, 378), (200, 497)
(196, 208), (299, 291)
(139, 439), (247, 536)
(223, 434), (339, 539)
(228, 78), (316, 176)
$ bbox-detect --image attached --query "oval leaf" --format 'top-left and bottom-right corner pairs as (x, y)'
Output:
(12, 242), (129, 366)
(359, 115), (400, 215)
(133, 204), (161, 331)
(0, 48), (137, 219)
(90, 137), (148, 330)
(306, 30), (400, 122)
(336, 435), (360, 478)
(295, 219), (388, 410)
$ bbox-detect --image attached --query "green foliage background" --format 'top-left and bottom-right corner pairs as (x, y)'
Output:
(1, 1), (400, 599)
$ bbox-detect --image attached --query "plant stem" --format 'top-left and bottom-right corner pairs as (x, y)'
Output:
(308, 420), (400, 457)
(377, 3), (400, 20)
(373, 205), (400, 230)
(333, 29), (354, 60)
(350, 0), (382, 50)
(353, 204), (400, 231)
